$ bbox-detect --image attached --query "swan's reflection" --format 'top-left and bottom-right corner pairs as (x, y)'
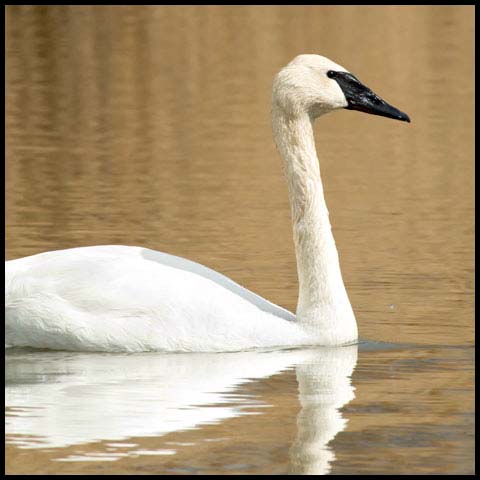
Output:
(5, 345), (357, 474)
(288, 347), (357, 474)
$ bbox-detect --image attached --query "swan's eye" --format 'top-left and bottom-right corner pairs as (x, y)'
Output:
(327, 70), (336, 78)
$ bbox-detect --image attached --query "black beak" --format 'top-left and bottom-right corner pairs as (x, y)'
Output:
(328, 70), (410, 123)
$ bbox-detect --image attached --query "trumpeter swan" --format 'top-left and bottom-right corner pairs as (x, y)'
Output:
(5, 54), (409, 352)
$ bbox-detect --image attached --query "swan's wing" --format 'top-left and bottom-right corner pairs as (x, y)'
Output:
(140, 248), (296, 322)
(5, 246), (299, 351)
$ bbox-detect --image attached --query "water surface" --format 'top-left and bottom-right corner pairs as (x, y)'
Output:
(5, 5), (474, 475)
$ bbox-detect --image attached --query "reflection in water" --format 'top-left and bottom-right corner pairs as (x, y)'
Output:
(289, 348), (356, 474)
(6, 346), (357, 474)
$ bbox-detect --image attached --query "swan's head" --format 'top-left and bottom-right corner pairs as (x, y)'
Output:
(272, 54), (410, 122)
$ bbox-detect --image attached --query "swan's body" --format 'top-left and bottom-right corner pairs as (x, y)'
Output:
(5, 54), (409, 352)
(6, 246), (307, 351)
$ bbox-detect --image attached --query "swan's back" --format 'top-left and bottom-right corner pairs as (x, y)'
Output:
(139, 248), (295, 322)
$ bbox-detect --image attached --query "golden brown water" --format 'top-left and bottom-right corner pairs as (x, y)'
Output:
(5, 5), (474, 475)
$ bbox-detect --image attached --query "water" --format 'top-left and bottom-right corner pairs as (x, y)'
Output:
(5, 5), (474, 475)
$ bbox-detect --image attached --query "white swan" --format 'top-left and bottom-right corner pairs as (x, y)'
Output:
(5, 54), (409, 352)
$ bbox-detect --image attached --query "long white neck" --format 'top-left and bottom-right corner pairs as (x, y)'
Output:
(272, 106), (357, 344)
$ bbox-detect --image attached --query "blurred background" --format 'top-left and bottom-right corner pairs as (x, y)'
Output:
(5, 5), (474, 346)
